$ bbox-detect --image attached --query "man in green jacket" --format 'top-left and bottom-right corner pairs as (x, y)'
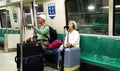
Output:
(27, 14), (50, 50)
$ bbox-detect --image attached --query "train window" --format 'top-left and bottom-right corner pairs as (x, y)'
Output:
(0, 9), (11, 28)
(24, 6), (30, 13)
(66, 0), (109, 35)
(114, 0), (120, 36)
(36, 3), (44, 15)
(23, 3), (44, 28)
(23, 5), (32, 25)
(36, 4), (44, 13)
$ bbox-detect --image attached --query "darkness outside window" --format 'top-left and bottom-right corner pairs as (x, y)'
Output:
(66, 0), (109, 35)
(114, 0), (120, 36)
(0, 9), (11, 28)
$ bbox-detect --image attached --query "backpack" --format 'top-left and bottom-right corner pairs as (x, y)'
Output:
(48, 40), (63, 50)
(44, 26), (57, 43)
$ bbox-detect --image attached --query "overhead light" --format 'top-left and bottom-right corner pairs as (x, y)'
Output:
(88, 5), (95, 11)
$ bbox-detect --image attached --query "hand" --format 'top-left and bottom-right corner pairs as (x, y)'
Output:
(66, 42), (72, 48)
(57, 47), (63, 52)
(27, 24), (34, 28)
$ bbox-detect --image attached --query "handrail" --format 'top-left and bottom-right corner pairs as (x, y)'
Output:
(20, 0), (24, 71)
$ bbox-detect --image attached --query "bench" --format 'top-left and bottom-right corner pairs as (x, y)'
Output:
(44, 33), (80, 70)
(44, 33), (120, 70)
(80, 35), (120, 71)
(0, 28), (20, 52)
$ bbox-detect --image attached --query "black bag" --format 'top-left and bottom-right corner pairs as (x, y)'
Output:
(45, 26), (57, 43)
(15, 43), (44, 71)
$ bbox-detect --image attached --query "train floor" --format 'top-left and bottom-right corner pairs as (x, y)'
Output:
(0, 49), (55, 71)
(0, 48), (113, 71)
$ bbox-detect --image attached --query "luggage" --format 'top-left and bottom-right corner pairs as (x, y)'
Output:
(15, 43), (44, 71)
(57, 48), (80, 71)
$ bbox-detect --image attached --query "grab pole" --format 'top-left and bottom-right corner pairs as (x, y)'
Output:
(20, 0), (24, 71)
(5, 0), (8, 33)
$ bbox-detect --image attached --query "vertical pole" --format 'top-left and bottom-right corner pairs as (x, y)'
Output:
(32, 0), (37, 35)
(5, 0), (8, 33)
(33, 0), (37, 27)
(65, 0), (68, 27)
(20, 0), (24, 71)
(113, 0), (115, 35)
(109, 0), (114, 36)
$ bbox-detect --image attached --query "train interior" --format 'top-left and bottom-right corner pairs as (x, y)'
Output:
(0, 0), (120, 71)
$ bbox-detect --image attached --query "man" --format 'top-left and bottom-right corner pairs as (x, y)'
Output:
(27, 14), (50, 50)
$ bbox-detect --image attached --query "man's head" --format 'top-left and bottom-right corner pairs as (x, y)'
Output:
(37, 14), (46, 25)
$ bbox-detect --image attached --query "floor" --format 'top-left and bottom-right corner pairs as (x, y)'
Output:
(0, 49), (55, 71)
(0, 48), (113, 71)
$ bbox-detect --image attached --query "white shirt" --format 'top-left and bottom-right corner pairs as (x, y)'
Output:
(58, 30), (80, 51)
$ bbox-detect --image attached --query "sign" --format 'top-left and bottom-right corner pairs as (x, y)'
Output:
(13, 12), (18, 23)
(48, 3), (56, 19)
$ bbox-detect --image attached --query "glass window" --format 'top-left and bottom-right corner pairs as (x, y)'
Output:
(36, 4), (44, 13)
(66, 0), (109, 35)
(23, 6), (32, 25)
(23, 3), (44, 28)
(36, 4), (44, 15)
(114, 0), (120, 36)
(0, 9), (11, 28)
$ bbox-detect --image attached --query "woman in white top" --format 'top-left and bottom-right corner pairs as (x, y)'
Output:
(58, 20), (80, 51)
(54, 20), (80, 71)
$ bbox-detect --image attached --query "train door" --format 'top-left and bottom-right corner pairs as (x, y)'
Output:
(22, 2), (44, 41)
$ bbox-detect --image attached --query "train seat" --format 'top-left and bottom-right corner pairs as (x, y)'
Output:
(0, 28), (20, 52)
(80, 35), (120, 71)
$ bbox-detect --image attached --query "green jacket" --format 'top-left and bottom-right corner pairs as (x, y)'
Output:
(34, 24), (50, 40)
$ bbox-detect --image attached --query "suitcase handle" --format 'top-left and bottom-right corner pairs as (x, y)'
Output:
(15, 56), (17, 63)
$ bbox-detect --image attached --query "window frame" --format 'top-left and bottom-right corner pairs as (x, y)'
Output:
(65, 0), (116, 36)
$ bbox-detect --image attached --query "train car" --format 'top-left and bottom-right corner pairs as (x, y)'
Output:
(0, 0), (120, 71)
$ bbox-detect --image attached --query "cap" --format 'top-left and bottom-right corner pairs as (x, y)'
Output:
(69, 20), (77, 29)
(37, 14), (46, 20)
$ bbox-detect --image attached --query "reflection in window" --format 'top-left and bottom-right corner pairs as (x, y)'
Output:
(114, 0), (120, 36)
(0, 9), (11, 28)
(66, 0), (109, 35)
(23, 6), (32, 25)
(36, 4), (43, 13)
(36, 4), (44, 15)
(23, 4), (44, 28)
(25, 14), (32, 25)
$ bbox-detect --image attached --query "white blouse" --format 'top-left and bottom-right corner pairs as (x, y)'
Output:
(59, 30), (80, 50)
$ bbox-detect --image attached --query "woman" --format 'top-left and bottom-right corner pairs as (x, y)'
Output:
(58, 20), (80, 51)
(54, 20), (80, 71)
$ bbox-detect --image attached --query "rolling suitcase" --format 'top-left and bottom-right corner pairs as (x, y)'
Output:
(15, 43), (44, 71)
(57, 48), (80, 71)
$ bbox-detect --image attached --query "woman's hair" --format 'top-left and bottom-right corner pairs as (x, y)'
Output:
(69, 20), (77, 29)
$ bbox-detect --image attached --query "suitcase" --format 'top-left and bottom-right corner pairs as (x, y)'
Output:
(57, 48), (80, 71)
(15, 43), (44, 71)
